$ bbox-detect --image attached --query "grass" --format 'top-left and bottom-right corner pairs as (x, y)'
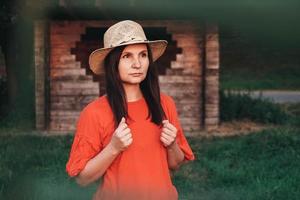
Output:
(0, 134), (99, 200)
(0, 127), (300, 200)
(174, 127), (300, 200)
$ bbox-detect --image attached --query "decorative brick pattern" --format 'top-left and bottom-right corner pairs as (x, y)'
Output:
(49, 21), (99, 131)
(34, 20), (220, 135)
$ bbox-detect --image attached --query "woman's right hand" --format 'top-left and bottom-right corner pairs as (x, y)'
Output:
(109, 117), (133, 154)
(75, 117), (132, 186)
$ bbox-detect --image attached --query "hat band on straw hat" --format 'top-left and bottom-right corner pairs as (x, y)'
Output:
(112, 38), (148, 47)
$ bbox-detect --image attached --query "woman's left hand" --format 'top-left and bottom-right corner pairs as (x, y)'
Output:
(160, 120), (177, 148)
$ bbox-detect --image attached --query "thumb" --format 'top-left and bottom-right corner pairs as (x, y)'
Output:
(119, 117), (125, 126)
(162, 120), (169, 124)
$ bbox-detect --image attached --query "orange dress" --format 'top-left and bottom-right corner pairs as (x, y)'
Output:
(66, 93), (195, 200)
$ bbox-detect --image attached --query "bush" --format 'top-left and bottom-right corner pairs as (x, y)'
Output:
(220, 90), (289, 124)
(280, 103), (300, 127)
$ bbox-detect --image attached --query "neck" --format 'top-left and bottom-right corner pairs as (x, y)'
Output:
(123, 84), (143, 102)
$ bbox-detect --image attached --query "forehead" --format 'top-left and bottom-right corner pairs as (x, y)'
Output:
(122, 43), (147, 53)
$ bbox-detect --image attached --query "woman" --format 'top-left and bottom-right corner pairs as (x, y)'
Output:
(66, 20), (195, 200)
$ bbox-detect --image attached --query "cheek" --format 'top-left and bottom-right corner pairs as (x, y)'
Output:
(144, 58), (150, 65)
(118, 62), (129, 78)
(142, 59), (150, 71)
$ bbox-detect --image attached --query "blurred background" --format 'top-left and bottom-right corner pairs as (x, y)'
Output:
(0, 0), (300, 199)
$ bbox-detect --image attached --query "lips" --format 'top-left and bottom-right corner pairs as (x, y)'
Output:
(130, 73), (143, 76)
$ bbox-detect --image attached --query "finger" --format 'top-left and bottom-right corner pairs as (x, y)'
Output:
(161, 132), (173, 141)
(125, 138), (133, 146)
(122, 128), (131, 136)
(163, 121), (175, 129)
(117, 127), (131, 137)
(119, 117), (125, 126)
(162, 120), (169, 124)
(163, 122), (177, 132)
(122, 132), (132, 141)
(160, 136), (169, 146)
(117, 123), (128, 133)
(115, 118), (126, 133)
(162, 127), (176, 137)
(117, 128), (130, 139)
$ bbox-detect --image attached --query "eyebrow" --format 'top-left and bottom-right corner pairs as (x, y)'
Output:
(122, 50), (148, 54)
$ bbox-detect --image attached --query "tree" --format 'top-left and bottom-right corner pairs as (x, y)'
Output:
(0, 0), (34, 128)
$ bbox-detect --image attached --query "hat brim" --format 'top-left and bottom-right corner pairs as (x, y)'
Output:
(89, 40), (168, 75)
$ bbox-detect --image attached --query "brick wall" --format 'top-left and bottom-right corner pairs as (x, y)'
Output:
(204, 25), (220, 131)
(49, 22), (99, 131)
(34, 21), (48, 130)
(34, 20), (220, 135)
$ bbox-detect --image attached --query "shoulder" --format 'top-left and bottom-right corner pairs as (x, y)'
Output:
(160, 92), (178, 119)
(160, 93), (180, 123)
(75, 95), (114, 137)
(82, 95), (110, 113)
(79, 95), (111, 122)
(160, 92), (176, 108)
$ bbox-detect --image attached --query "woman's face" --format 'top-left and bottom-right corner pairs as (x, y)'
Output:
(118, 43), (149, 86)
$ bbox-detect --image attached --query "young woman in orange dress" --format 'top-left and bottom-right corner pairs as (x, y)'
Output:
(66, 20), (195, 200)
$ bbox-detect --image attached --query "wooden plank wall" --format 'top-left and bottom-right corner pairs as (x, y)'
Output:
(49, 22), (99, 131)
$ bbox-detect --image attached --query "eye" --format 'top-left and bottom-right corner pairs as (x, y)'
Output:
(122, 54), (130, 59)
(141, 52), (148, 57)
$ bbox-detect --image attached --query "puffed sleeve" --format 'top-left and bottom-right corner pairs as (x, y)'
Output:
(66, 105), (103, 177)
(164, 95), (195, 161)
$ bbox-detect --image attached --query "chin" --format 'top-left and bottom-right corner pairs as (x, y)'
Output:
(124, 79), (145, 85)
(131, 77), (146, 82)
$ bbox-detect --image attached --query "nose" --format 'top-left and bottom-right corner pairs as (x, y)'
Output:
(132, 56), (141, 69)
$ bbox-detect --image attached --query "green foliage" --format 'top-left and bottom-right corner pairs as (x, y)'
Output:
(0, 134), (98, 200)
(1, 128), (300, 199)
(220, 90), (289, 124)
(280, 103), (300, 127)
(173, 128), (300, 200)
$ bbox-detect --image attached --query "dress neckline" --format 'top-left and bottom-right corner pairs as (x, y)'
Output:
(127, 97), (145, 105)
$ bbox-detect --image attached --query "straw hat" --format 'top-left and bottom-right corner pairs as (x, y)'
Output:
(89, 20), (168, 74)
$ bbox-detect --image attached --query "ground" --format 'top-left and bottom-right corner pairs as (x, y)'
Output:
(202, 120), (272, 137)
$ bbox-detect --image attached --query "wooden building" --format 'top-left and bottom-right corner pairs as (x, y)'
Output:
(34, 19), (219, 136)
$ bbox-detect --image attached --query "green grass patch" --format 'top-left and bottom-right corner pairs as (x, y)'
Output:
(0, 128), (300, 199)
(174, 127), (300, 200)
(0, 134), (99, 200)
(220, 90), (289, 125)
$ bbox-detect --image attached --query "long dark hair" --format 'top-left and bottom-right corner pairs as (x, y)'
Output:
(104, 44), (166, 128)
